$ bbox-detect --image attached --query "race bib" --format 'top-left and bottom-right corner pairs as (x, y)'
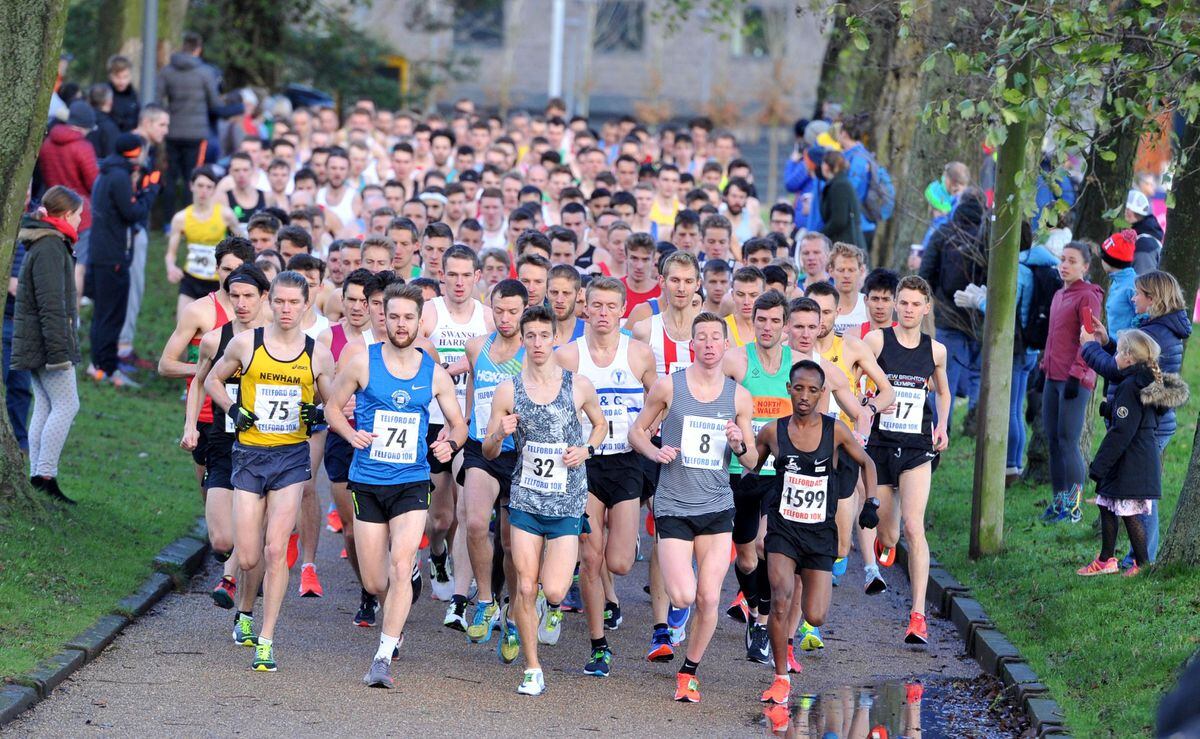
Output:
(443, 349), (469, 406)
(185, 243), (217, 280)
(583, 403), (631, 454)
(473, 386), (495, 437)
(668, 361), (691, 374)
(880, 386), (925, 435)
(751, 419), (775, 471)
(253, 384), (301, 433)
(519, 442), (568, 493)
(680, 415), (728, 470)
(369, 410), (421, 464)
(779, 472), (828, 523)
(223, 382), (239, 433)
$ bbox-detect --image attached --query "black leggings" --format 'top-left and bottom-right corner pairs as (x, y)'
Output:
(1099, 506), (1149, 566)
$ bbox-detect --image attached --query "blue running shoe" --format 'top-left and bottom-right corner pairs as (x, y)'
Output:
(647, 627), (674, 662)
(667, 605), (690, 645)
(1053, 485), (1083, 524)
(1040, 491), (1064, 523)
(797, 620), (824, 651)
(583, 647), (613, 677)
(562, 575), (584, 613)
(832, 557), (847, 577)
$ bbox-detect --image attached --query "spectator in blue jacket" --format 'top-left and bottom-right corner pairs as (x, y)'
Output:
(1098, 229), (1138, 334)
(837, 114), (878, 243)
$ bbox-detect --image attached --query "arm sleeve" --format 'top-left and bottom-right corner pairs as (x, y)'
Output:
(110, 174), (151, 224)
(1088, 381), (1142, 482)
(1081, 340), (1122, 383)
(783, 160), (811, 194)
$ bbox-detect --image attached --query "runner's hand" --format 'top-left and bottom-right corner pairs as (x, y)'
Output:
(655, 445), (679, 464)
(349, 429), (375, 450)
(430, 439), (454, 462)
(499, 413), (520, 436)
(229, 403), (258, 432)
(300, 401), (324, 427)
(932, 425), (948, 451)
(436, 426), (449, 442)
(724, 420), (744, 448)
(166, 264), (183, 284)
(180, 425), (199, 451)
(562, 446), (588, 468)
(858, 497), (880, 529)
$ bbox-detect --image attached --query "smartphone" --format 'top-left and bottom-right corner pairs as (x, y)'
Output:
(1082, 306), (1095, 333)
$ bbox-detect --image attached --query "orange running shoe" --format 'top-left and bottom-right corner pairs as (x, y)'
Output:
(1076, 557), (1118, 576)
(674, 672), (701, 703)
(786, 643), (802, 674)
(420, 533), (430, 550)
(904, 611), (928, 645)
(646, 511), (656, 538)
(905, 681), (924, 704)
(286, 533), (299, 570)
(211, 575), (236, 609)
(726, 591), (750, 622)
(869, 726), (890, 739)
(760, 676), (791, 704)
(299, 564), (323, 597)
(326, 508), (343, 533)
(340, 547), (348, 559)
(874, 537), (896, 568)
(1123, 564), (1141, 577)
(763, 704), (790, 732)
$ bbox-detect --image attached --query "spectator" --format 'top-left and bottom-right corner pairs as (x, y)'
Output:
(1010, 222), (1059, 483)
(37, 100), (99, 304)
(1098, 229), (1138, 334)
(158, 32), (221, 216)
(1076, 329), (1186, 578)
(837, 113), (879, 243)
(4, 238), (31, 452)
(1040, 241), (1103, 524)
(818, 151), (865, 250)
(12, 187), (85, 505)
(86, 83), (120, 158)
(86, 133), (159, 388)
(1081, 270), (1191, 564)
(1124, 189), (1163, 274)
(920, 162), (971, 248)
(106, 55), (140, 133)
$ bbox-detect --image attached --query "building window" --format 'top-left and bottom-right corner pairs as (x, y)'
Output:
(594, 0), (644, 53)
(452, 0), (504, 48)
(732, 6), (769, 58)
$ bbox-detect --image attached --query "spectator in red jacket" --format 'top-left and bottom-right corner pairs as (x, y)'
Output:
(37, 100), (100, 307)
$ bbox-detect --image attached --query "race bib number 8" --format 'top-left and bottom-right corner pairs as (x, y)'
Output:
(254, 384), (301, 433)
(880, 386), (925, 435)
(369, 410), (421, 463)
(520, 442), (567, 493)
(680, 415), (728, 470)
(224, 383), (240, 433)
(780, 472), (828, 523)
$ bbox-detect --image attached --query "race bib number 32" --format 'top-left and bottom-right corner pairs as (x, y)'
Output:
(253, 384), (301, 433)
(520, 442), (567, 493)
(780, 472), (827, 523)
(369, 410), (421, 463)
(880, 386), (925, 435)
(680, 415), (728, 470)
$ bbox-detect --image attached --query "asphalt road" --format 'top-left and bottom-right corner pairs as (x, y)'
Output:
(6, 502), (992, 737)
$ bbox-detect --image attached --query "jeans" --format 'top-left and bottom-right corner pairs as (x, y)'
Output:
(119, 227), (147, 351)
(938, 327), (982, 419)
(1124, 433), (1171, 565)
(1007, 350), (1038, 472)
(1042, 379), (1091, 493)
(3, 317), (31, 450)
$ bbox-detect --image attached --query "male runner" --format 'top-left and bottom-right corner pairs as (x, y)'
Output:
(724, 266), (764, 347)
(554, 276), (657, 677)
(860, 275), (950, 645)
(387, 217), (421, 280)
(484, 304), (607, 696)
(461, 279), (529, 654)
(164, 167), (241, 316)
(861, 268), (900, 337)
(547, 264), (585, 346)
(420, 246), (493, 620)
(756, 359), (879, 704)
(829, 243), (868, 337)
(317, 147), (362, 232)
(324, 282), (468, 689)
(629, 311), (757, 703)
(797, 232), (832, 289)
(702, 259), (731, 316)
(181, 265), (270, 647)
(620, 233), (662, 318)
(206, 271), (336, 671)
(419, 223), (455, 282)
(220, 152), (267, 223)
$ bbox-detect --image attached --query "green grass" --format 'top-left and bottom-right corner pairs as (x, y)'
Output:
(928, 342), (1200, 737)
(0, 234), (200, 680)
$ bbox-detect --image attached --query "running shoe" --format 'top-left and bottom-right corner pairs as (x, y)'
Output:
(253, 641), (276, 672)
(286, 533), (299, 570)
(1039, 491), (1064, 523)
(904, 612), (929, 645)
(905, 681), (924, 704)
(1123, 564), (1141, 577)
(646, 627), (674, 662)
(429, 554), (454, 601)
(864, 566), (888, 595)
(786, 643), (802, 674)
(538, 606), (564, 645)
(444, 595), (469, 632)
(667, 605), (690, 645)
(635, 534), (644, 562)
(85, 364), (106, 382)
(518, 668), (545, 696)
(674, 672), (701, 702)
(340, 548), (347, 559)
(646, 511), (656, 537)
(760, 675), (791, 704)
(467, 600), (501, 643)
(869, 726), (890, 739)
(107, 369), (142, 389)
(562, 575), (584, 612)
(874, 538), (896, 568)
(354, 591), (379, 627)
(363, 657), (393, 688)
(1054, 485), (1083, 524)
(535, 588), (547, 621)
(117, 351), (156, 371)
(326, 507), (343, 533)
(497, 615), (521, 664)
(763, 703), (790, 732)
(232, 614), (257, 647)
(1076, 557), (1119, 576)
(212, 576), (236, 609)
(797, 621), (824, 651)
(832, 556), (848, 578)
(726, 591), (750, 623)
(583, 647), (613, 677)
(410, 560), (423, 604)
(603, 601), (623, 630)
(299, 564), (323, 597)
(747, 623), (771, 664)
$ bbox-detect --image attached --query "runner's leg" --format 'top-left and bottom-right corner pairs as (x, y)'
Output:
(767, 552), (797, 676)
(463, 469), (500, 600)
(257, 483), (304, 641)
(380, 510), (427, 637)
(580, 494), (609, 640)
(510, 527), (546, 670)
(898, 464), (932, 616)
(685, 531), (733, 663)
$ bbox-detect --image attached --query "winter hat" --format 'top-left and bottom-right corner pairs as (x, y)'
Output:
(115, 133), (143, 159)
(66, 100), (96, 130)
(1101, 229), (1136, 269)
(1125, 189), (1151, 217)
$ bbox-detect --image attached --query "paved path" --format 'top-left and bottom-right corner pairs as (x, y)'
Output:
(7, 505), (991, 737)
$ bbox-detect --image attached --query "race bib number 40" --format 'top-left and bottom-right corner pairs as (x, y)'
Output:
(519, 442), (567, 493)
(780, 472), (828, 523)
(369, 410), (421, 464)
(879, 386), (925, 435)
(680, 415), (728, 470)
(254, 384), (301, 433)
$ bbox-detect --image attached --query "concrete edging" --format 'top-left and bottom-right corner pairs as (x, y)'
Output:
(2, 517), (210, 727)
(896, 539), (1070, 737)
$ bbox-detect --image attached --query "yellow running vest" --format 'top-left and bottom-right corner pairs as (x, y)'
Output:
(182, 203), (228, 280)
(237, 328), (317, 447)
(820, 334), (857, 426)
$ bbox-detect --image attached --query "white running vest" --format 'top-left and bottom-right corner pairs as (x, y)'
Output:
(428, 296), (488, 424)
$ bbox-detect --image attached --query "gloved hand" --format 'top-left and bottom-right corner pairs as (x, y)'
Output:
(859, 496), (880, 529)
(953, 283), (987, 311)
(300, 401), (324, 427)
(1099, 400), (1110, 419)
(229, 402), (258, 433)
(1064, 376), (1080, 400)
(140, 171), (161, 189)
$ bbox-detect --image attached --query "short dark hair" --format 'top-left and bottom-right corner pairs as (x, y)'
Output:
(691, 310), (726, 337)
(790, 358), (825, 386)
(701, 214), (732, 237)
(424, 221), (454, 241)
(410, 277), (442, 296)
(733, 266), (766, 286)
(673, 209), (701, 230)
(520, 304), (556, 334)
(383, 282), (425, 316)
(388, 217), (419, 241)
(276, 225), (312, 253)
(788, 296), (821, 318)
(703, 258), (732, 277)
(549, 263), (582, 289)
(342, 268), (374, 296)
(804, 280), (838, 302)
(743, 238), (774, 260)
(864, 267), (900, 296)
(286, 253), (325, 280)
(762, 265), (789, 290)
(216, 237), (254, 266)
(442, 244), (481, 271)
(224, 264), (270, 294)
(516, 230), (551, 255)
(492, 278), (529, 303)
(365, 270), (399, 300)
(547, 225), (578, 247)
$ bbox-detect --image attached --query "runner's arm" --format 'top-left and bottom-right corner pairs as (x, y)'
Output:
(481, 380), (515, 460)
(311, 341), (336, 405)
(930, 340), (951, 451)
(574, 375), (608, 451)
(630, 376), (675, 463)
(625, 302), (652, 332)
(851, 332), (895, 411)
(164, 211), (185, 283)
(222, 206), (244, 237)
(204, 333), (250, 413)
(730, 384), (760, 471)
(323, 351), (372, 448)
(552, 341), (580, 372)
(182, 330), (219, 450)
(157, 302), (203, 377)
(431, 363), (468, 457)
(834, 420), (877, 500)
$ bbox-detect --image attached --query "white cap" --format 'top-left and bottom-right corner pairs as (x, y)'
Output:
(1126, 189), (1151, 217)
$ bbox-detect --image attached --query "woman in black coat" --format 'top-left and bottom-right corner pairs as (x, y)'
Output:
(818, 150), (866, 250)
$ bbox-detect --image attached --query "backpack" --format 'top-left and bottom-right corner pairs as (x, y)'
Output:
(856, 150), (895, 223)
(1021, 263), (1062, 351)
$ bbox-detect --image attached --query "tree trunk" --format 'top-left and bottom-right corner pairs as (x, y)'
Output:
(970, 55), (1031, 559)
(1161, 115), (1200, 308)
(0, 0), (69, 516)
(1158, 417), (1200, 567)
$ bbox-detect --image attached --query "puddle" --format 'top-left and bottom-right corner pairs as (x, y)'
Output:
(751, 675), (1027, 738)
